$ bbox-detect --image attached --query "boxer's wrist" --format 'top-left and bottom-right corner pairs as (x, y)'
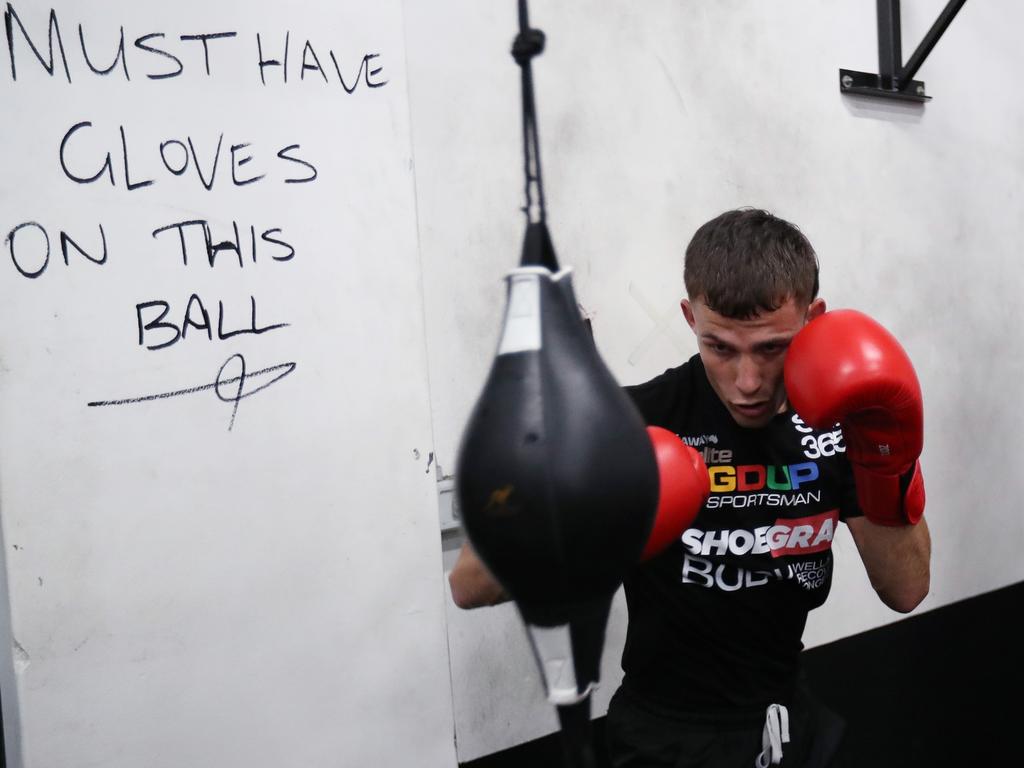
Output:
(852, 460), (925, 526)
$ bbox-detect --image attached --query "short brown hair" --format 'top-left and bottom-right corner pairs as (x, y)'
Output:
(683, 208), (819, 319)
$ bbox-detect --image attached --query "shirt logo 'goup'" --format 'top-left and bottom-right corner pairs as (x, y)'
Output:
(706, 462), (819, 493)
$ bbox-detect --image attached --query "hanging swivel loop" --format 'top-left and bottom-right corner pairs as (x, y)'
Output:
(512, 28), (546, 67)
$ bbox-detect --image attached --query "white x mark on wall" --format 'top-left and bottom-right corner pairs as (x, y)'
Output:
(627, 281), (690, 366)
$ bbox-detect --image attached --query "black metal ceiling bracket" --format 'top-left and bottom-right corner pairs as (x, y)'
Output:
(840, 0), (967, 103)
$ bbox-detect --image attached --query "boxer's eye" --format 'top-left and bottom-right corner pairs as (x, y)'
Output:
(757, 341), (790, 357)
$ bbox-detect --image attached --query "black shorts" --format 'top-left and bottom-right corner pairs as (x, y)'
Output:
(605, 684), (846, 768)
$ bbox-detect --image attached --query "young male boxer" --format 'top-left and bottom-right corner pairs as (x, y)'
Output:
(450, 208), (931, 767)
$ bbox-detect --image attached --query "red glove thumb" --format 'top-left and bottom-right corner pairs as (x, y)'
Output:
(641, 427), (709, 560)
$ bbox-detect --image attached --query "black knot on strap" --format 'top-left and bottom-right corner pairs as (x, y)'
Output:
(512, 29), (546, 66)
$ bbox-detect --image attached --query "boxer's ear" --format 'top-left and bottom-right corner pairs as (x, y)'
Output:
(681, 298), (697, 331)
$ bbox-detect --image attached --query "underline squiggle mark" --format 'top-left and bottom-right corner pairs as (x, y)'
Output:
(88, 355), (297, 432)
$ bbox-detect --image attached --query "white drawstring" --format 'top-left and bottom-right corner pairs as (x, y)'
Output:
(754, 703), (790, 767)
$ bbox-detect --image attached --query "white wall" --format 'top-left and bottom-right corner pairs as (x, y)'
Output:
(2, 1), (1021, 766)
(405, 0), (1024, 761)
(0, 2), (454, 767)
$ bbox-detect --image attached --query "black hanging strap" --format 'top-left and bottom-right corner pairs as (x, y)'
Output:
(512, 0), (548, 227)
(512, 1), (559, 271)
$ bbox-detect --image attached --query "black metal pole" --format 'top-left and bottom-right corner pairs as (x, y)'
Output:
(876, 0), (902, 90)
(898, 0), (968, 86)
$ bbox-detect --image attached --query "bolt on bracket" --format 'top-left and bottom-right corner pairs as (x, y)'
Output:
(840, 0), (967, 103)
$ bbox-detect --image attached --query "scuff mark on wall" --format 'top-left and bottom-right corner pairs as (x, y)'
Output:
(12, 637), (30, 673)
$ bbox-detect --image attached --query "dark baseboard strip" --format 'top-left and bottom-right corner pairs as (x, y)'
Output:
(801, 579), (1023, 766)
(460, 580), (1024, 768)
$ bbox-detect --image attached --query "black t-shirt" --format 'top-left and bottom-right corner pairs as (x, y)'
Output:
(621, 354), (861, 715)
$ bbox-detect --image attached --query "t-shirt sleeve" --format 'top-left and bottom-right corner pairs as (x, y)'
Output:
(623, 360), (694, 428)
(624, 379), (668, 426)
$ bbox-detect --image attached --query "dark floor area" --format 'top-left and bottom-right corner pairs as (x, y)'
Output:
(461, 580), (1023, 767)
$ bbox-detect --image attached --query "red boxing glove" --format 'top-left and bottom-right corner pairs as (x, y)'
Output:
(641, 426), (709, 560)
(784, 310), (925, 526)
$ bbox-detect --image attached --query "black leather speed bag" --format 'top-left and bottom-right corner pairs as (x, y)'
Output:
(456, 223), (659, 633)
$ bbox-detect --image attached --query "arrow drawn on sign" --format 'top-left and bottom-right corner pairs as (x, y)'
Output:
(88, 353), (297, 431)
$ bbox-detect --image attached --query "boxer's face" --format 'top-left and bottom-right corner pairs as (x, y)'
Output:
(681, 296), (826, 428)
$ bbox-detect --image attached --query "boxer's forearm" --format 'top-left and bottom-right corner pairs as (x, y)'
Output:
(848, 515), (931, 613)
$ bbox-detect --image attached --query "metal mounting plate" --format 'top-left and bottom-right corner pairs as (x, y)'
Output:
(839, 69), (930, 102)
